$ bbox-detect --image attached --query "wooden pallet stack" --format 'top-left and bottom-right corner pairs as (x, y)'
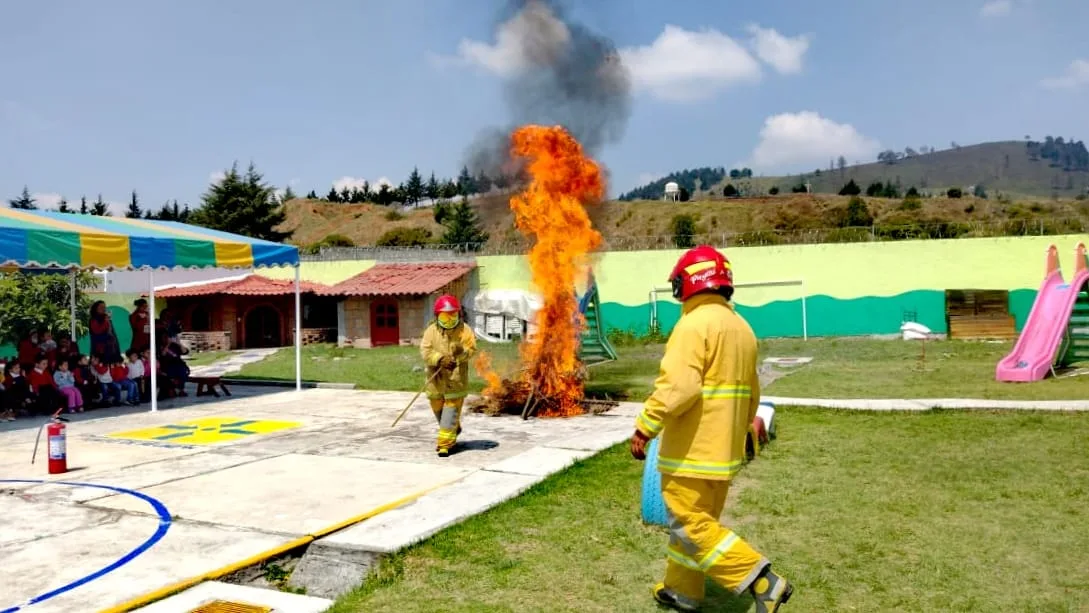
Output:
(944, 289), (1017, 340)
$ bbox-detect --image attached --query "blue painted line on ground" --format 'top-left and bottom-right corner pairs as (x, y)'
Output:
(152, 432), (193, 441)
(217, 428), (256, 436)
(220, 420), (256, 428)
(0, 479), (173, 613)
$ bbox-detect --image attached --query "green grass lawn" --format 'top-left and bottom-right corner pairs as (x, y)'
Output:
(184, 350), (233, 368)
(235, 338), (1086, 401)
(326, 408), (1089, 612)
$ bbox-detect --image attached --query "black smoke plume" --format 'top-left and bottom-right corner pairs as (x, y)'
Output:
(464, 0), (632, 188)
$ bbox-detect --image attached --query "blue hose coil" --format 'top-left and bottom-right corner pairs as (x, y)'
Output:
(640, 437), (668, 527)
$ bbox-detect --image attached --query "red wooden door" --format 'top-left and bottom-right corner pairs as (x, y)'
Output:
(370, 299), (400, 347)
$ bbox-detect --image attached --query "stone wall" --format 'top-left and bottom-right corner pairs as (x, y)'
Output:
(295, 327), (335, 345)
(179, 331), (231, 352)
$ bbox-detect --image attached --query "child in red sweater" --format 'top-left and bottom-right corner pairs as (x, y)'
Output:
(111, 361), (139, 406)
(27, 356), (64, 417)
(92, 355), (122, 406)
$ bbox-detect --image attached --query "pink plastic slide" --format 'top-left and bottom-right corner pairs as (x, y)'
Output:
(995, 245), (1089, 382)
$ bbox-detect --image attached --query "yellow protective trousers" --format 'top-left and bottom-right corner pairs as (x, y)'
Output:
(660, 474), (769, 604)
(429, 397), (463, 452)
(426, 365), (467, 452)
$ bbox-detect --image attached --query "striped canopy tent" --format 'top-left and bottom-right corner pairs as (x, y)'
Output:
(0, 208), (303, 410)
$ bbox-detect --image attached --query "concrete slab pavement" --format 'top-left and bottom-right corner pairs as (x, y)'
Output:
(0, 386), (641, 612)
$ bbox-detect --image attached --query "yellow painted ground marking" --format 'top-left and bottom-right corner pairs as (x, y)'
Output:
(107, 416), (302, 445)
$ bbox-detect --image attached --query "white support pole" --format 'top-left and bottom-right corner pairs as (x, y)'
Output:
(149, 269), (158, 412)
(801, 281), (809, 341)
(294, 264), (302, 392)
(68, 269), (77, 340)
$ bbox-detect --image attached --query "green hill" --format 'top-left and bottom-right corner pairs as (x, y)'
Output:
(624, 138), (1089, 201)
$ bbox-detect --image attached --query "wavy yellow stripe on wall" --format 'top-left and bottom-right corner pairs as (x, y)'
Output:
(477, 234), (1089, 308)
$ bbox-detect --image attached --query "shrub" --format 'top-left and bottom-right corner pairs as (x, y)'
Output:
(845, 196), (874, 227)
(768, 186), (780, 195)
(899, 197), (922, 211)
(723, 184), (739, 197)
(824, 227), (873, 243)
(384, 209), (404, 221)
(376, 227), (433, 247)
(838, 179), (861, 196)
(302, 233), (354, 254)
(947, 187), (963, 198)
(670, 214), (698, 248)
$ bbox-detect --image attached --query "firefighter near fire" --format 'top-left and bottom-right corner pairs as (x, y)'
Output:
(631, 245), (794, 612)
(418, 295), (477, 457)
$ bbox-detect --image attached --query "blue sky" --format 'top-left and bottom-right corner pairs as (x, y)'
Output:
(2, 0), (1087, 212)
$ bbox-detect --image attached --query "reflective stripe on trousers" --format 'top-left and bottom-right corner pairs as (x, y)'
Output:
(660, 474), (769, 602)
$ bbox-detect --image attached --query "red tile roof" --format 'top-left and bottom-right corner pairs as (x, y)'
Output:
(319, 262), (476, 297)
(154, 274), (329, 298)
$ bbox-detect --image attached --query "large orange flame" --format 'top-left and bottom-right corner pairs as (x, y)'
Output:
(477, 124), (605, 417)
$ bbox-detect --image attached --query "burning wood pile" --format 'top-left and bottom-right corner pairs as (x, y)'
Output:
(472, 124), (616, 419)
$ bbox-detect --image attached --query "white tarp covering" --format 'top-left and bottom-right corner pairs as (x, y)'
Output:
(466, 289), (543, 342)
(466, 289), (543, 321)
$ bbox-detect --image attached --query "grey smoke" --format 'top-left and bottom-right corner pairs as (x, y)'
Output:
(464, 0), (632, 184)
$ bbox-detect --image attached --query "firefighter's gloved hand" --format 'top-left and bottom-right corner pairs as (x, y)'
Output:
(439, 356), (457, 370)
(630, 430), (649, 461)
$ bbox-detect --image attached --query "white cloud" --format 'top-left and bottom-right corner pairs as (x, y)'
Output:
(436, 2), (806, 103)
(441, 0), (570, 77)
(746, 24), (810, 74)
(1040, 59), (1089, 89)
(619, 26), (763, 102)
(209, 170), (226, 183)
(636, 172), (664, 186)
(331, 176), (393, 193)
(748, 111), (880, 172)
(980, 0), (1013, 17)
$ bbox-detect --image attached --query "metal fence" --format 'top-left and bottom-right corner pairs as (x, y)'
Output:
(300, 217), (1089, 261)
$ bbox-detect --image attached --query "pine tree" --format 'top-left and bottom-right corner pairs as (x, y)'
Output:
(91, 194), (110, 216)
(9, 186), (37, 209)
(57, 197), (71, 213)
(179, 204), (191, 223)
(325, 186), (340, 203)
(125, 190), (142, 218)
(475, 171), (493, 194)
(425, 172), (440, 203)
(306, 190), (318, 199)
(339, 187), (351, 203)
(404, 167), (424, 206)
(374, 183), (392, 205)
(79, 196), (89, 215)
(440, 179), (460, 199)
(441, 196), (489, 252)
(456, 166), (475, 196)
(282, 185), (297, 202)
(188, 162), (290, 241)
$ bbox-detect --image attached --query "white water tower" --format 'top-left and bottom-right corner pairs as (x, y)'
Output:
(664, 181), (680, 201)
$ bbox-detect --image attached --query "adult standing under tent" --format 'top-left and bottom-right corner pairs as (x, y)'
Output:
(630, 245), (792, 613)
(0, 208), (302, 412)
(129, 298), (151, 352)
(88, 300), (122, 363)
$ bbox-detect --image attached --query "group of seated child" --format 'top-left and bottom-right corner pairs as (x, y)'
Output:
(0, 332), (192, 422)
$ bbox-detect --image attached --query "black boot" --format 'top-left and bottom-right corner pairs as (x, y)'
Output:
(750, 567), (792, 612)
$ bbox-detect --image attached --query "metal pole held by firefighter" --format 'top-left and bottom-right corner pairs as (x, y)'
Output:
(391, 368), (443, 428)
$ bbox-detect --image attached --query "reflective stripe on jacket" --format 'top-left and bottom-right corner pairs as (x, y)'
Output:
(634, 293), (761, 481)
(419, 321), (477, 398)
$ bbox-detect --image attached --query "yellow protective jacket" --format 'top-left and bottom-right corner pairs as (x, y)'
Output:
(419, 320), (477, 400)
(634, 293), (761, 481)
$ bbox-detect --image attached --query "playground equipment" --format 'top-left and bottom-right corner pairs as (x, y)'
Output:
(576, 271), (618, 366)
(996, 243), (1089, 382)
(641, 401), (779, 527)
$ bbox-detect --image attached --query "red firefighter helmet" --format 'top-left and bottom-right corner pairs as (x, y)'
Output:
(669, 245), (733, 301)
(434, 295), (461, 315)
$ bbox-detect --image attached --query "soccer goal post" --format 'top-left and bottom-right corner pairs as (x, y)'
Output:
(650, 279), (808, 340)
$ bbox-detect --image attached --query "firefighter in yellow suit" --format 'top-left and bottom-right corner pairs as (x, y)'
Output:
(420, 294), (476, 457)
(631, 245), (793, 612)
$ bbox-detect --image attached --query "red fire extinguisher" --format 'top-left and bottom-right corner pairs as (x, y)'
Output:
(47, 421), (67, 474)
(32, 415), (69, 474)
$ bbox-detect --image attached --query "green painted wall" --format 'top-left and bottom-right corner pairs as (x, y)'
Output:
(472, 235), (1089, 338)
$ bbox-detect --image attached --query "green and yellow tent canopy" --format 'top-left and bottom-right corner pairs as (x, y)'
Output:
(0, 208), (298, 270)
